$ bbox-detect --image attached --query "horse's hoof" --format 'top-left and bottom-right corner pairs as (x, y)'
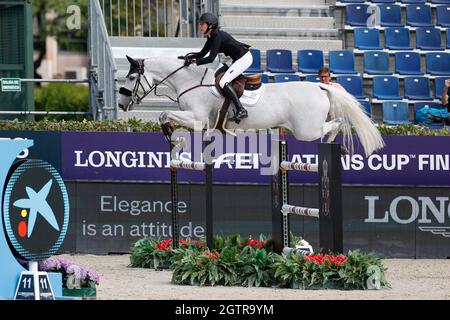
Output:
(340, 146), (349, 156)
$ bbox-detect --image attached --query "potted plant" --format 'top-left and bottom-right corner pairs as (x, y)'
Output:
(39, 257), (100, 299)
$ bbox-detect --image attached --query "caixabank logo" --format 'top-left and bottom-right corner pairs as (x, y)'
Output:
(3, 159), (69, 261)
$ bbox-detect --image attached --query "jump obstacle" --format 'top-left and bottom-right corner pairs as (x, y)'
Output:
(169, 135), (343, 254)
(271, 140), (343, 254)
(170, 140), (214, 249)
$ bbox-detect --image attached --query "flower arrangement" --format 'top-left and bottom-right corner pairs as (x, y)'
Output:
(38, 256), (100, 290)
(130, 237), (206, 270)
(273, 250), (389, 290)
(131, 235), (390, 290)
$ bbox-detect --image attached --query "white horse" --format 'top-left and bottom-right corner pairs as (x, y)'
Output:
(118, 56), (385, 157)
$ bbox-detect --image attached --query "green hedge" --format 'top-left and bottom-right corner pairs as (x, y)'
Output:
(34, 83), (89, 120)
(0, 118), (449, 135)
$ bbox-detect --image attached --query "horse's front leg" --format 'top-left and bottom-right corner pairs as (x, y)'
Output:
(159, 111), (205, 144)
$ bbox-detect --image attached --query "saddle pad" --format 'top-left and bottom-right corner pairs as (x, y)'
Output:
(210, 85), (264, 106)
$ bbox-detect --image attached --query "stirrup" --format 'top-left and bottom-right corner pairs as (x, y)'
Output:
(234, 109), (248, 122)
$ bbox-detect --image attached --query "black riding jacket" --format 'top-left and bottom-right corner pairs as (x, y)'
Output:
(190, 29), (250, 65)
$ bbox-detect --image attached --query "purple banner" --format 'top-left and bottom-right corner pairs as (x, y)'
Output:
(61, 132), (450, 185)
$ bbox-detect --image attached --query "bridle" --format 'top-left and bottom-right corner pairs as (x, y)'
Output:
(119, 59), (214, 111)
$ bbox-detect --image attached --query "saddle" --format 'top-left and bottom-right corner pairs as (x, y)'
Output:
(214, 64), (263, 97)
(212, 64), (263, 134)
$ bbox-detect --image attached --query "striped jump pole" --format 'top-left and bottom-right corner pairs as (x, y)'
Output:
(271, 140), (343, 254)
(169, 139), (214, 250)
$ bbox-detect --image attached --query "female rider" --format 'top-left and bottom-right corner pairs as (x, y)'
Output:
(184, 12), (253, 122)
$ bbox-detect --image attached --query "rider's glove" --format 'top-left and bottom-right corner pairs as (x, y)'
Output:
(184, 57), (196, 67)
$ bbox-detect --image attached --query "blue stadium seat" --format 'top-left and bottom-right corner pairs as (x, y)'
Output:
(261, 74), (269, 83)
(379, 4), (403, 27)
(339, 0), (365, 2)
(436, 5), (450, 28)
(416, 27), (443, 50)
(434, 77), (448, 99)
(399, 0), (424, 3)
(447, 29), (450, 49)
(336, 75), (366, 100)
(364, 51), (391, 75)
(430, 0), (450, 4)
(426, 52), (450, 76)
(394, 52), (422, 75)
(246, 49), (263, 73)
(370, 0), (395, 3)
(384, 27), (412, 50)
(414, 102), (445, 113)
(273, 74), (301, 83)
(304, 74), (320, 82)
(414, 102), (446, 128)
(328, 50), (357, 74)
(373, 76), (403, 100)
(266, 49), (295, 73)
(345, 4), (371, 26)
(297, 50), (324, 74)
(406, 4), (433, 27)
(359, 100), (372, 116)
(354, 28), (383, 50)
(382, 101), (411, 125)
(404, 76), (433, 100)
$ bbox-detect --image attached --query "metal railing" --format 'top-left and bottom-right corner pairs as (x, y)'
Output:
(89, 0), (118, 120)
(0, 78), (91, 117)
(99, 0), (219, 38)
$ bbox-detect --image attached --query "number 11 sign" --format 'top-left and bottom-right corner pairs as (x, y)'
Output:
(14, 262), (54, 300)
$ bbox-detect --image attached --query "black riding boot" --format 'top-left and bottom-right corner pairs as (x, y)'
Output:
(223, 82), (248, 123)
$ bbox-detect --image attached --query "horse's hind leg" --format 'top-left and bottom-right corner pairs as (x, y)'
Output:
(322, 118), (349, 155)
(322, 118), (342, 142)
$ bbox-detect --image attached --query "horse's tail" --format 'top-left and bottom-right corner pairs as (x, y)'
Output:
(318, 83), (385, 157)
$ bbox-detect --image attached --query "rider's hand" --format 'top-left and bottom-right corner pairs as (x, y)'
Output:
(184, 58), (196, 67)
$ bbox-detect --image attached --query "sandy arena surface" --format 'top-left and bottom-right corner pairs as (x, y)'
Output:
(60, 254), (450, 300)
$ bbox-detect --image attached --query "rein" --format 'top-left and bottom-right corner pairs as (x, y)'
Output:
(177, 68), (214, 102)
(133, 63), (214, 105)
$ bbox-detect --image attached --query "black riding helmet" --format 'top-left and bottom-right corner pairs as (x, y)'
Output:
(199, 12), (218, 33)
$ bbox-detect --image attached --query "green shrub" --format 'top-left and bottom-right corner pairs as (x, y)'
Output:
(35, 83), (89, 112)
(0, 117), (449, 136)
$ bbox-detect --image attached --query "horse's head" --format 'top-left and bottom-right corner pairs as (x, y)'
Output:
(118, 55), (154, 112)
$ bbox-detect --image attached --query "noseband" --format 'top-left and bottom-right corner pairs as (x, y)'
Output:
(119, 60), (155, 111)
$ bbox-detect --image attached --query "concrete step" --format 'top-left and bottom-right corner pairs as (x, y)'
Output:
(238, 38), (343, 52)
(220, 15), (335, 29)
(223, 27), (340, 39)
(220, 4), (331, 17)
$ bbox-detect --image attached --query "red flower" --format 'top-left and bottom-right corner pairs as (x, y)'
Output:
(156, 239), (173, 251)
(205, 251), (220, 260)
(247, 239), (267, 249)
(304, 253), (347, 268)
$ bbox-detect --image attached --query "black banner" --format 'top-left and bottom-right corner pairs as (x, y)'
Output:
(59, 182), (450, 258)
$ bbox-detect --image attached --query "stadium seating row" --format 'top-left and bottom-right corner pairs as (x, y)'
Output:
(345, 4), (450, 27)
(339, 1), (449, 127)
(260, 74), (448, 102)
(354, 27), (449, 51)
(339, 0), (450, 4)
(381, 101), (447, 127)
(247, 49), (450, 76)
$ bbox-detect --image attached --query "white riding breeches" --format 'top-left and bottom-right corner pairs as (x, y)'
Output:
(219, 51), (253, 88)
